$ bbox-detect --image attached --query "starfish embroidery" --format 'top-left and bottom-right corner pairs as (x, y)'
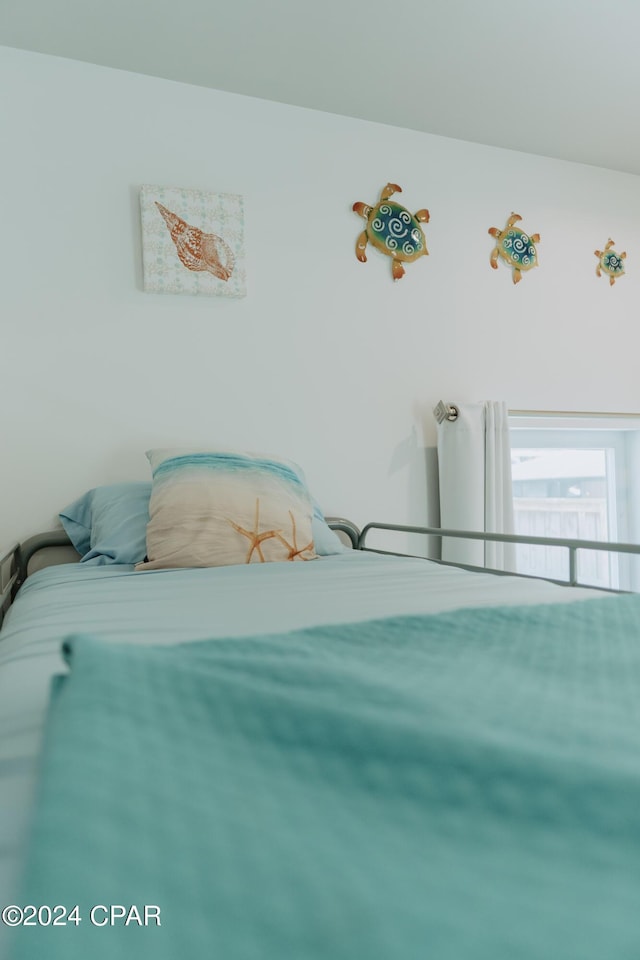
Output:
(227, 498), (281, 563)
(275, 511), (315, 561)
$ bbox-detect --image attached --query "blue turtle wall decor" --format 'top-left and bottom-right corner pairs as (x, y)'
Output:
(594, 239), (626, 285)
(488, 213), (540, 284)
(352, 183), (429, 281)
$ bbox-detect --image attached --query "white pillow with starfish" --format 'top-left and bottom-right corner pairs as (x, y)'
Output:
(135, 448), (317, 571)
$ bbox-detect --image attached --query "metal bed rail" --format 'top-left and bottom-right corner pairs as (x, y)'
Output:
(0, 543), (20, 628)
(358, 522), (640, 591)
(326, 518), (360, 551)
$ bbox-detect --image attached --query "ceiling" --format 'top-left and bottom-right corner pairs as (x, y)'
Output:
(2, 0), (640, 176)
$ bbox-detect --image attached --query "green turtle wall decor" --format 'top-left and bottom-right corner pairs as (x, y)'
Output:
(488, 213), (540, 284)
(352, 183), (429, 281)
(594, 239), (626, 285)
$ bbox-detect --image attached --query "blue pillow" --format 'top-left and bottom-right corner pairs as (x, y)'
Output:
(60, 481), (345, 565)
(311, 501), (348, 555)
(60, 483), (151, 565)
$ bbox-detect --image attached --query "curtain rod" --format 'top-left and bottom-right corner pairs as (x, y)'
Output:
(434, 402), (640, 424)
(509, 409), (640, 419)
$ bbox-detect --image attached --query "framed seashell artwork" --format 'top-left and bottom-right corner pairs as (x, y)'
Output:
(140, 185), (246, 298)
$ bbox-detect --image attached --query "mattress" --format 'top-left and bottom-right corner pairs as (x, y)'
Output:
(0, 551), (618, 957)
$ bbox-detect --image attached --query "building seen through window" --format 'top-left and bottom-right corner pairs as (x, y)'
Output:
(511, 448), (610, 587)
(509, 417), (640, 591)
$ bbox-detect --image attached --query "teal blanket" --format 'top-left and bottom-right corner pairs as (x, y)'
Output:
(11, 596), (640, 959)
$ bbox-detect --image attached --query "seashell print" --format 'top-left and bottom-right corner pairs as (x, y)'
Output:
(155, 202), (235, 282)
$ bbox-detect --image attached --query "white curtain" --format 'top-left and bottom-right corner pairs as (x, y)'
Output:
(436, 400), (515, 570)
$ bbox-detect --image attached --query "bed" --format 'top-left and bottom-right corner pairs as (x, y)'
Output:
(2, 456), (640, 960)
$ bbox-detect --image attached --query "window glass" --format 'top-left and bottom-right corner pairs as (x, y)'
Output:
(509, 418), (640, 591)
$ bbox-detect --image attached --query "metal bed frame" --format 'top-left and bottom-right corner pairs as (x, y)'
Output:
(3, 520), (640, 629)
(357, 522), (640, 591)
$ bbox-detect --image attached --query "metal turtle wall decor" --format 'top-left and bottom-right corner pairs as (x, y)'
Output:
(594, 239), (626, 285)
(488, 213), (540, 284)
(352, 183), (429, 281)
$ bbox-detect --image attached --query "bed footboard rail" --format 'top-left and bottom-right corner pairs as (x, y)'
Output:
(358, 522), (640, 591)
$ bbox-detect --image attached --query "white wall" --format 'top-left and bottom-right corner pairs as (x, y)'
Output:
(3, 45), (640, 550)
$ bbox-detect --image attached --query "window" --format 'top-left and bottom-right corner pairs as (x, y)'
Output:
(509, 416), (640, 590)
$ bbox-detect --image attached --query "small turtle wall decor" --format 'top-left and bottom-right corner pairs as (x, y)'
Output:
(352, 183), (429, 281)
(594, 239), (626, 285)
(488, 213), (540, 284)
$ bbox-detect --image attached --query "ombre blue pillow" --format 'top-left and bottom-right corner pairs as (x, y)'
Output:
(136, 448), (319, 570)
